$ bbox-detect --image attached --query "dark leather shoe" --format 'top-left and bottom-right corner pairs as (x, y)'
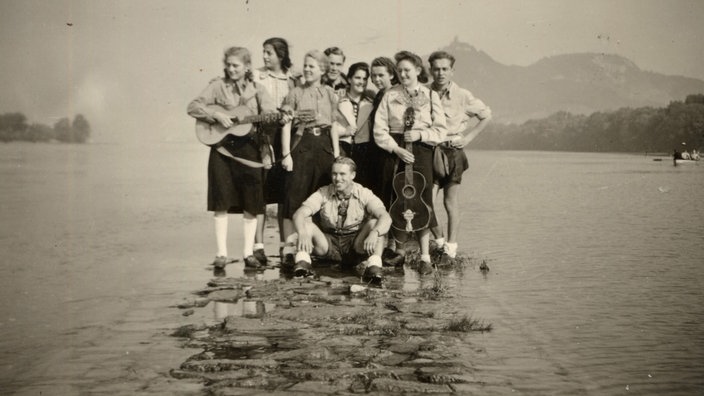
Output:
(213, 256), (231, 269)
(382, 248), (405, 267)
(418, 260), (434, 275)
(244, 255), (262, 269)
(293, 261), (314, 277)
(281, 253), (295, 270)
(253, 248), (268, 265)
(362, 265), (383, 285)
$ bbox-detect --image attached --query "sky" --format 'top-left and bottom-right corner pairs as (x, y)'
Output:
(1, 0), (703, 143)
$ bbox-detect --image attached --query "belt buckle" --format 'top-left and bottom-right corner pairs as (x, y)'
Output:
(311, 127), (321, 136)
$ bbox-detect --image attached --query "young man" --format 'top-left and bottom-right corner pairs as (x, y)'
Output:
(285, 157), (391, 283)
(428, 51), (492, 259)
(322, 47), (349, 92)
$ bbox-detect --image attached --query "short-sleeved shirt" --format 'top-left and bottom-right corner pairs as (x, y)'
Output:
(431, 81), (491, 138)
(187, 76), (276, 123)
(300, 182), (384, 233)
(282, 84), (338, 128)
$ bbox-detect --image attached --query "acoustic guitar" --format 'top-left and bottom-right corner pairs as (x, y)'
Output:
(389, 107), (432, 232)
(195, 104), (315, 146)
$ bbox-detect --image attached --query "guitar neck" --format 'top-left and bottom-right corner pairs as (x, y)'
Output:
(404, 124), (414, 187)
(237, 112), (282, 125)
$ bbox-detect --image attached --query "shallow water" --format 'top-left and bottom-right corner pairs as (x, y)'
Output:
(1, 143), (702, 394)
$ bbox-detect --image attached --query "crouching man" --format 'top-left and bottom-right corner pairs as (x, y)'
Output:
(284, 156), (391, 282)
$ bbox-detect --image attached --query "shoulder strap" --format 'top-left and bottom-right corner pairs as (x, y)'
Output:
(429, 89), (434, 121)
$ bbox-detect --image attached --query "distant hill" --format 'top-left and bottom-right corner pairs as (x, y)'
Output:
(436, 38), (704, 123)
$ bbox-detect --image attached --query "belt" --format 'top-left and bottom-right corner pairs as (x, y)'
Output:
(326, 228), (358, 236)
(303, 126), (331, 136)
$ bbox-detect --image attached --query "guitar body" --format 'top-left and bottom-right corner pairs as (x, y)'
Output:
(195, 105), (257, 146)
(389, 168), (431, 232)
(388, 106), (432, 233)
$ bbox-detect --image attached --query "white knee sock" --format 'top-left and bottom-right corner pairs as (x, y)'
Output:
(445, 242), (458, 258)
(295, 251), (311, 264)
(214, 214), (228, 257)
(420, 254), (431, 263)
(253, 243), (264, 251)
(242, 217), (257, 257)
(366, 255), (382, 268)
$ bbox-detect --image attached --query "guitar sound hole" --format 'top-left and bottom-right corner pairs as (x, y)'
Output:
(401, 185), (416, 199)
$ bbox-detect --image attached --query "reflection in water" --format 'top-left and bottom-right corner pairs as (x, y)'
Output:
(212, 265), (280, 281)
(213, 299), (276, 321)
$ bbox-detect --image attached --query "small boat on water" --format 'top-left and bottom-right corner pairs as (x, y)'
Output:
(674, 158), (700, 165)
(672, 148), (700, 166)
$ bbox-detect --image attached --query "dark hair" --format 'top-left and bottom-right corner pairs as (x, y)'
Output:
(346, 62), (369, 81)
(333, 156), (356, 172)
(263, 37), (292, 72)
(324, 46), (346, 62)
(394, 50), (429, 84)
(370, 57), (400, 86)
(428, 51), (456, 68)
(223, 46), (253, 81)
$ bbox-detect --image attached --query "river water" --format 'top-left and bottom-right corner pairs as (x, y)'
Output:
(0, 143), (702, 394)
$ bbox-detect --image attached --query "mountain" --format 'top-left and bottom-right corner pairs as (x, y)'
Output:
(436, 39), (704, 123)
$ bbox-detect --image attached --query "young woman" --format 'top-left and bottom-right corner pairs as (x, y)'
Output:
(332, 62), (374, 188)
(187, 46), (276, 269)
(280, 50), (340, 268)
(254, 37), (298, 263)
(373, 51), (447, 274)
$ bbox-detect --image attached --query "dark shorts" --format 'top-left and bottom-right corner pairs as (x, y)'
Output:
(321, 231), (363, 264)
(434, 145), (469, 187)
(207, 136), (265, 215)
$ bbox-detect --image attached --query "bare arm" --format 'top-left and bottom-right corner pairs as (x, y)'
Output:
(454, 114), (492, 148)
(453, 95), (493, 148)
(331, 127), (340, 158)
(281, 121), (293, 171)
(361, 204), (392, 255)
(292, 205), (315, 253)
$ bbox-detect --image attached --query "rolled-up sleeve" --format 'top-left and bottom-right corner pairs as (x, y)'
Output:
(464, 91), (492, 120)
(363, 189), (385, 214)
(300, 189), (324, 215)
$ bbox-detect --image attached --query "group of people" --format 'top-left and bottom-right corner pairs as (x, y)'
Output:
(674, 148), (700, 161)
(187, 37), (492, 283)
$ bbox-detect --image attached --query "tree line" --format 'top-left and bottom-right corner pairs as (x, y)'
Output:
(473, 94), (704, 152)
(0, 112), (91, 143)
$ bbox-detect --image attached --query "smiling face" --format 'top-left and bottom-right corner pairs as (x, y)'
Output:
(327, 54), (344, 81)
(371, 65), (393, 90)
(331, 162), (355, 192)
(430, 58), (454, 88)
(303, 56), (323, 83)
(349, 69), (369, 96)
(262, 44), (280, 71)
(224, 55), (247, 82)
(397, 59), (420, 88)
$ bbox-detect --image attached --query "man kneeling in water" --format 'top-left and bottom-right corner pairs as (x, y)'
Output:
(284, 157), (391, 283)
